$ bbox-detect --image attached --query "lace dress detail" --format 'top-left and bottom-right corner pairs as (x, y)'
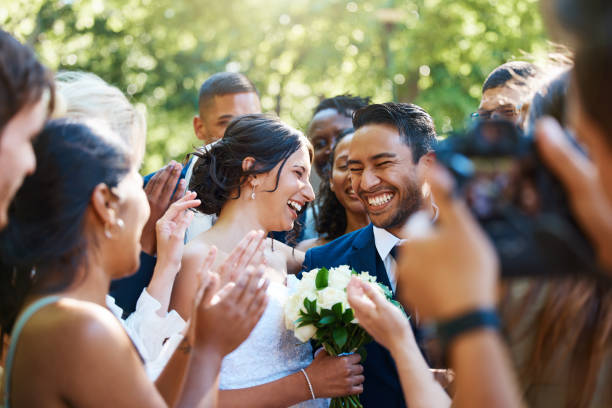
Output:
(219, 281), (328, 407)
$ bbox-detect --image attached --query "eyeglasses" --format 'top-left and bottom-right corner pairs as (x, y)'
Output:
(471, 104), (522, 121)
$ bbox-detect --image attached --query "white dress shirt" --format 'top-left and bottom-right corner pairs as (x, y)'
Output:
(372, 226), (401, 293)
(371, 204), (439, 293)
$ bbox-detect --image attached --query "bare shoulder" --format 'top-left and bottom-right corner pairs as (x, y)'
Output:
(183, 235), (213, 262)
(23, 298), (132, 354)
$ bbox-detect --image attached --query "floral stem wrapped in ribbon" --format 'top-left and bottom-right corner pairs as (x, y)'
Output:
(285, 265), (402, 408)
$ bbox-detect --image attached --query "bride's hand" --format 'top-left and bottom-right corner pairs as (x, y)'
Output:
(304, 350), (364, 398)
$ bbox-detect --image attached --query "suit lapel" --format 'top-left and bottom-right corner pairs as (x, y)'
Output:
(350, 224), (393, 291)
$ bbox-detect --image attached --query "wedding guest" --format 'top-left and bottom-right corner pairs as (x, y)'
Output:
(0, 30), (55, 379)
(502, 70), (612, 408)
(183, 72), (262, 240)
(0, 30), (55, 230)
(475, 61), (542, 129)
(297, 128), (369, 252)
(307, 94), (370, 179)
(396, 2), (612, 406)
(302, 103), (438, 408)
(56, 71), (179, 316)
(0, 119), (268, 407)
(172, 114), (364, 407)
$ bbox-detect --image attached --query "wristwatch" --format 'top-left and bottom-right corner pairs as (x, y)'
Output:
(432, 308), (501, 357)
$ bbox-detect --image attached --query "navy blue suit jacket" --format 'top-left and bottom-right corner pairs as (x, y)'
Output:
(302, 224), (407, 408)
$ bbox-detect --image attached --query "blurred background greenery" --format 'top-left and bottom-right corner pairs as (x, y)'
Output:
(2, 0), (550, 174)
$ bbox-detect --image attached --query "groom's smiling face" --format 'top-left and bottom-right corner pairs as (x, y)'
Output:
(348, 123), (425, 235)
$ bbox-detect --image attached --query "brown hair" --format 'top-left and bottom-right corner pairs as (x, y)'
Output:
(501, 278), (612, 407)
(0, 30), (55, 134)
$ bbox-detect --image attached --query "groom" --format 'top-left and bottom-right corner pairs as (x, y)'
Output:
(302, 102), (437, 407)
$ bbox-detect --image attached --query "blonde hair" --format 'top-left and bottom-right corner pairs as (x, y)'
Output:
(56, 71), (146, 165)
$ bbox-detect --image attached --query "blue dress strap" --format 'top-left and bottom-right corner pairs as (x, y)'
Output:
(3, 296), (61, 408)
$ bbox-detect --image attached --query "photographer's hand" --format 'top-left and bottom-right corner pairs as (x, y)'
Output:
(536, 117), (612, 274)
(396, 164), (522, 408)
(397, 164), (498, 319)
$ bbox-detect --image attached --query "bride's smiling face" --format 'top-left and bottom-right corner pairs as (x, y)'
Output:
(254, 143), (315, 232)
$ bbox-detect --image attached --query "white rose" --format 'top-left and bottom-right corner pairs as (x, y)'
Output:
(284, 290), (317, 330)
(293, 324), (317, 343)
(297, 269), (318, 292)
(328, 266), (352, 290)
(284, 294), (301, 330)
(317, 287), (348, 311)
(357, 271), (377, 284)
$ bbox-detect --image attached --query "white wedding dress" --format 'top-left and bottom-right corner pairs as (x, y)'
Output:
(219, 280), (329, 407)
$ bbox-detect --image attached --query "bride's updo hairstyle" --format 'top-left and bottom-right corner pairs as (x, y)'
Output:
(190, 114), (313, 216)
(0, 119), (131, 334)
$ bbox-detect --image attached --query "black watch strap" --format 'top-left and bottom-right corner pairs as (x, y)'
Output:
(436, 308), (500, 354)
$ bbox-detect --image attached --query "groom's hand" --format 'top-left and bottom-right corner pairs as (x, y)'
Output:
(305, 350), (364, 398)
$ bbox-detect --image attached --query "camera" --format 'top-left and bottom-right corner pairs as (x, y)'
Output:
(436, 119), (599, 277)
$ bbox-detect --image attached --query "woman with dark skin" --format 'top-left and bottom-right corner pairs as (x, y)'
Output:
(0, 120), (268, 407)
(297, 129), (369, 252)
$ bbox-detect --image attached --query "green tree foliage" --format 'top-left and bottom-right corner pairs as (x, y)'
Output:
(2, 0), (549, 174)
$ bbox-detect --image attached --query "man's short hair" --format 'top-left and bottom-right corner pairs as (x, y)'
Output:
(352, 102), (437, 163)
(482, 61), (540, 92)
(313, 94), (371, 118)
(198, 72), (258, 111)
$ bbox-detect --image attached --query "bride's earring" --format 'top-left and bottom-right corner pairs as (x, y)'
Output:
(251, 184), (256, 200)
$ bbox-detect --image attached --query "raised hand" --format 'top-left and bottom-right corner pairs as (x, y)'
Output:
(217, 230), (267, 284)
(347, 277), (415, 354)
(141, 161), (186, 255)
(155, 191), (200, 270)
(396, 163), (499, 320)
(304, 350), (364, 398)
(192, 263), (270, 357)
(536, 117), (612, 273)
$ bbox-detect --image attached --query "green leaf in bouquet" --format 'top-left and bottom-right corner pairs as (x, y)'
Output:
(342, 309), (354, 323)
(332, 302), (344, 319)
(319, 315), (336, 325)
(333, 326), (348, 349)
(351, 267), (358, 275)
(316, 267), (329, 289)
(377, 282), (393, 299)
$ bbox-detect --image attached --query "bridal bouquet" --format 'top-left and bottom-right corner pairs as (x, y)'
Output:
(285, 265), (401, 408)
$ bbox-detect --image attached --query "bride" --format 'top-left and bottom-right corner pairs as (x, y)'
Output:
(171, 114), (364, 407)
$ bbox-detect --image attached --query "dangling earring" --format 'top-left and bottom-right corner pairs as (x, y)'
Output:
(104, 223), (113, 239)
(251, 185), (256, 200)
(104, 218), (124, 239)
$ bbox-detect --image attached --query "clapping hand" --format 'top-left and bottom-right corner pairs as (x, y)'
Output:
(216, 230), (267, 284)
(141, 161), (186, 255)
(190, 246), (269, 356)
(155, 191), (200, 271)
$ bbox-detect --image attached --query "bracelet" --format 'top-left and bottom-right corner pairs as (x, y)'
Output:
(300, 368), (316, 400)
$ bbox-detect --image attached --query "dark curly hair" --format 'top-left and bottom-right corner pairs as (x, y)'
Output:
(314, 128), (355, 240)
(313, 94), (371, 119)
(189, 114), (313, 216)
